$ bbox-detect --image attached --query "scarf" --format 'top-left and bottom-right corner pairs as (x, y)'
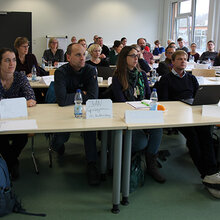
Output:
(124, 68), (145, 101)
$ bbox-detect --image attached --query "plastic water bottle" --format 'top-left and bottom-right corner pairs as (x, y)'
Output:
(207, 58), (212, 69)
(74, 89), (83, 118)
(189, 55), (194, 63)
(150, 88), (158, 111)
(31, 65), (37, 81)
(151, 69), (157, 84)
(41, 57), (46, 69)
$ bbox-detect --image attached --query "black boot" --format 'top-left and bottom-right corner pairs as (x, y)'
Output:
(145, 152), (166, 183)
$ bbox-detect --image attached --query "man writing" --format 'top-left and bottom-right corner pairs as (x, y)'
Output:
(157, 50), (220, 198)
(53, 43), (100, 185)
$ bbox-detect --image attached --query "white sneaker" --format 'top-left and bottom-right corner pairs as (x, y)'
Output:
(207, 187), (220, 199)
(203, 172), (220, 190)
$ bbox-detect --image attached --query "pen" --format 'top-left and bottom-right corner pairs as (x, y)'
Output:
(141, 101), (150, 107)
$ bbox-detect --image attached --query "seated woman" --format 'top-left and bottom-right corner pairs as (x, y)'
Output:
(109, 40), (123, 65)
(43, 37), (64, 66)
(153, 40), (165, 56)
(86, 44), (109, 67)
(0, 48), (36, 180)
(187, 43), (200, 63)
(14, 37), (41, 77)
(112, 46), (165, 183)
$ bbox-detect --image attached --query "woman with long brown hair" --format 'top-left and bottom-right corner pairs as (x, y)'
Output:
(112, 46), (165, 183)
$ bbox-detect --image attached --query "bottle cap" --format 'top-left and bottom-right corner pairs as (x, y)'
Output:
(76, 89), (81, 93)
(152, 88), (157, 91)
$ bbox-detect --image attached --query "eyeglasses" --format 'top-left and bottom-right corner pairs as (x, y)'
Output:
(21, 45), (29, 49)
(127, 54), (138, 58)
(51, 42), (58, 44)
(166, 52), (174, 54)
(3, 58), (16, 63)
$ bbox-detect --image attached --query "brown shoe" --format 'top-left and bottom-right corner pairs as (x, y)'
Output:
(145, 152), (166, 183)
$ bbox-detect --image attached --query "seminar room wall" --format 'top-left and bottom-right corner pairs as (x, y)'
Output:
(0, 0), (165, 61)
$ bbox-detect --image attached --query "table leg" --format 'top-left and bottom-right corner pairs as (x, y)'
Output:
(111, 130), (122, 214)
(101, 130), (108, 180)
(121, 130), (132, 206)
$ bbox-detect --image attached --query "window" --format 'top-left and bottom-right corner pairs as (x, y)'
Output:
(170, 0), (210, 53)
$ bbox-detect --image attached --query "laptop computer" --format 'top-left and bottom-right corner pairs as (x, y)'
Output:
(181, 85), (220, 105)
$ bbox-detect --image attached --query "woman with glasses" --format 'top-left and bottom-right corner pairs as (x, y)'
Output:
(86, 44), (109, 67)
(187, 43), (200, 63)
(14, 37), (40, 77)
(0, 48), (36, 180)
(112, 46), (165, 183)
(43, 37), (64, 66)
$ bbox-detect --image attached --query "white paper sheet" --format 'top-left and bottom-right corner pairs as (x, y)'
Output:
(126, 101), (150, 109)
(0, 97), (27, 119)
(86, 99), (112, 119)
(0, 119), (38, 132)
(202, 105), (220, 118)
(40, 75), (54, 86)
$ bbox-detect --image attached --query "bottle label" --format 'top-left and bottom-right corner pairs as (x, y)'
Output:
(74, 104), (82, 118)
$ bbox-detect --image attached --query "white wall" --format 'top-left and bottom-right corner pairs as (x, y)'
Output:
(0, 0), (164, 61)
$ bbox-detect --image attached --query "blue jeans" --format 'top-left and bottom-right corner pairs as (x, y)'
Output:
(132, 128), (163, 155)
(52, 131), (97, 162)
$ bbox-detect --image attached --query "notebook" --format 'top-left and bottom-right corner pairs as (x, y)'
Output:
(180, 85), (220, 106)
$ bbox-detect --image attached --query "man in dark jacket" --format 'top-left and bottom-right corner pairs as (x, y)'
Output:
(157, 50), (220, 198)
(53, 43), (100, 185)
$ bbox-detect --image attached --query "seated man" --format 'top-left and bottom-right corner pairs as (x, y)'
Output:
(176, 37), (189, 53)
(137, 38), (154, 65)
(199, 40), (218, 63)
(153, 40), (165, 56)
(53, 43), (100, 185)
(156, 46), (175, 76)
(97, 37), (110, 59)
(157, 50), (220, 198)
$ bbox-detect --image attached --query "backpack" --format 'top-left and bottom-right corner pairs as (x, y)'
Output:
(0, 156), (46, 217)
(129, 152), (146, 193)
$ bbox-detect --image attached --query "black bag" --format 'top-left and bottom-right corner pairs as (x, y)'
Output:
(0, 156), (46, 217)
(129, 152), (146, 193)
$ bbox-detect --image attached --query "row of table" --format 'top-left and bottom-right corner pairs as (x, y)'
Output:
(1, 102), (220, 213)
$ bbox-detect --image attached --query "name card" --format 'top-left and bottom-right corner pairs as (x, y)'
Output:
(86, 99), (112, 119)
(202, 105), (220, 118)
(0, 97), (27, 119)
(125, 110), (164, 124)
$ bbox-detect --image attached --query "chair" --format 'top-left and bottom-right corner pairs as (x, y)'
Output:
(192, 69), (216, 77)
(97, 66), (116, 79)
(28, 133), (39, 174)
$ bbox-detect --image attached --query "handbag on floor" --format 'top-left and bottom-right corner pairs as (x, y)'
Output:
(0, 155), (46, 217)
(129, 152), (146, 193)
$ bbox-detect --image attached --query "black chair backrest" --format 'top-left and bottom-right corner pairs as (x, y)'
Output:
(97, 66), (116, 79)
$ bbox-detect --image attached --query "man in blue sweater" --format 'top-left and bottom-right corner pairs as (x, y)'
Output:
(157, 50), (220, 198)
(53, 43), (100, 185)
